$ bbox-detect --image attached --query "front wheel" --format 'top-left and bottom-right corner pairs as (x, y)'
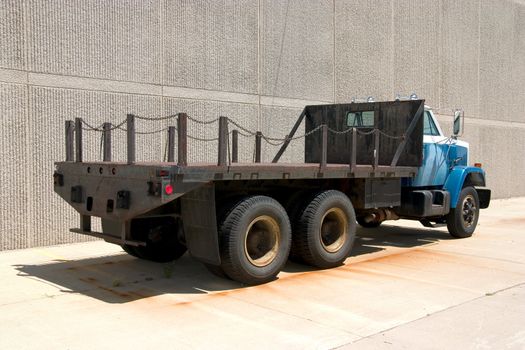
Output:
(446, 186), (480, 238)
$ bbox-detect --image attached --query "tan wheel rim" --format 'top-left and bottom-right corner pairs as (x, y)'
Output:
(320, 208), (348, 253)
(244, 215), (281, 267)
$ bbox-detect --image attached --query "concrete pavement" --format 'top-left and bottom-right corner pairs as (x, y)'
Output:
(1, 197), (524, 349)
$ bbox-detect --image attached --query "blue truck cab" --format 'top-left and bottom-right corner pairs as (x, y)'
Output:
(391, 107), (491, 237)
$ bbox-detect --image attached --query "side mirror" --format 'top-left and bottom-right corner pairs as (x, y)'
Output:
(453, 110), (463, 137)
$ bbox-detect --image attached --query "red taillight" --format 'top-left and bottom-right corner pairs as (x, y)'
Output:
(474, 163), (482, 168)
(165, 184), (173, 195)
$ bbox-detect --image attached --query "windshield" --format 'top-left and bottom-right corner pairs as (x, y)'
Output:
(423, 111), (440, 136)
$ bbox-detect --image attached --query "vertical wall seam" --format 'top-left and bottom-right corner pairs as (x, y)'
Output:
(257, 0), (261, 132)
(332, 0), (336, 103)
(438, 0), (443, 111)
(390, 0), (394, 97)
(160, 0), (165, 95)
(22, 0), (32, 248)
(477, 0), (481, 118)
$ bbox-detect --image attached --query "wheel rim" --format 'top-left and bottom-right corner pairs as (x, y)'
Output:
(461, 194), (477, 228)
(244, 215), (280, 267)
(320, 208), (348, 253)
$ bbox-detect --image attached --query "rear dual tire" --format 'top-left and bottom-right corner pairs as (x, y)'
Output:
(217, 196), (292, 285)
(292, 190), (357, 268)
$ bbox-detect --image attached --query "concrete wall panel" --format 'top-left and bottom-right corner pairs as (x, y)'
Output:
(164, 0), (258, 93)
(509, 4), (525, 123)
(440, 0), (480, 116)
(335, 0), (393, 102)
(393, 0), (440, 107)
(260, 0), (333, 101)
(476, 124), (513, 198)
(0, 0), (24, 70)
(27, 0), (162, 83)
(0, 83), (28, 250)
(479, 0), (515, 122)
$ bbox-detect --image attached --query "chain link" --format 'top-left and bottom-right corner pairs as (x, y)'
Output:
(261, 135), (286, 146)
(134, 114), (178, 121)
(81, 119), (127, 131)
(234, 129), (254, 138)
(378, 130), (404, 140)
(187, 134), (220, 142)
(227, 118), (258, 136)
(115, 124), (170, 135)
(186, 114), (220, 125)
(327, 127), (353, 135)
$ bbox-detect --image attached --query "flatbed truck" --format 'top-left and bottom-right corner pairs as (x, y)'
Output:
(53, 99), (491, 285)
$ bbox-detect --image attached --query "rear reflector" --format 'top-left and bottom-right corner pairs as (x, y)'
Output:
(474, 163), (482, 168)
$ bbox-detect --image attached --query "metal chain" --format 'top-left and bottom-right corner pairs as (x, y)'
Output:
(227, 118), (258, 136)
(288, 124), (324, 140)
(355, 128), (376, 136)
(235, 129), (256, 137)
(186, 114), (220, 125)
(261, 136), (286, 146)
(327, 127), (353, 135)
(326, 126), (404, 139)
(187, 134), (220, 142)
(134, 114), (178, 121)
(80, 120), (104, 131)
(116, 125), (170, 135)
(81, 119), (127, 132)
(378, 130), (405, 140)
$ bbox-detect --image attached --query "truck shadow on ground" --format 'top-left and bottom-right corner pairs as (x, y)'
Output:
(14, 224), (451, 304)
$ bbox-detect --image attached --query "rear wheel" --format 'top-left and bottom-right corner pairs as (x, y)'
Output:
(293, 190), (356, 268)
(218, 196), (291, 285)
(203, 263), (228, 278)
(446, 186), (480, 238)
(121, 244), (141, 258)
(122, 217), (187, 262)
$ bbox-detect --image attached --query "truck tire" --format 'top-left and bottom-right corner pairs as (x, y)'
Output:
(122, 217), (187, 263)
(293, 190), (356, 268)
(357, 217), (382, 228)
(284, 191), (311, 262)
(203, 263), (228, 278)
(121, 244), (141, 258)
(446, 186), (480, 238)
(218, 196), (291, 285)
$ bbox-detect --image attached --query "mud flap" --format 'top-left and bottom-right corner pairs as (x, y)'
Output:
(180, 182), (221, 265)
(474, 186), (491, 209)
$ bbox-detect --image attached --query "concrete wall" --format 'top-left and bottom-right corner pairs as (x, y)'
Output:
(1, 0), (524, 250)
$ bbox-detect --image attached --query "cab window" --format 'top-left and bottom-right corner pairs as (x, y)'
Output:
(423, 111), (440, 136)
(347, 111), (374, 128)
